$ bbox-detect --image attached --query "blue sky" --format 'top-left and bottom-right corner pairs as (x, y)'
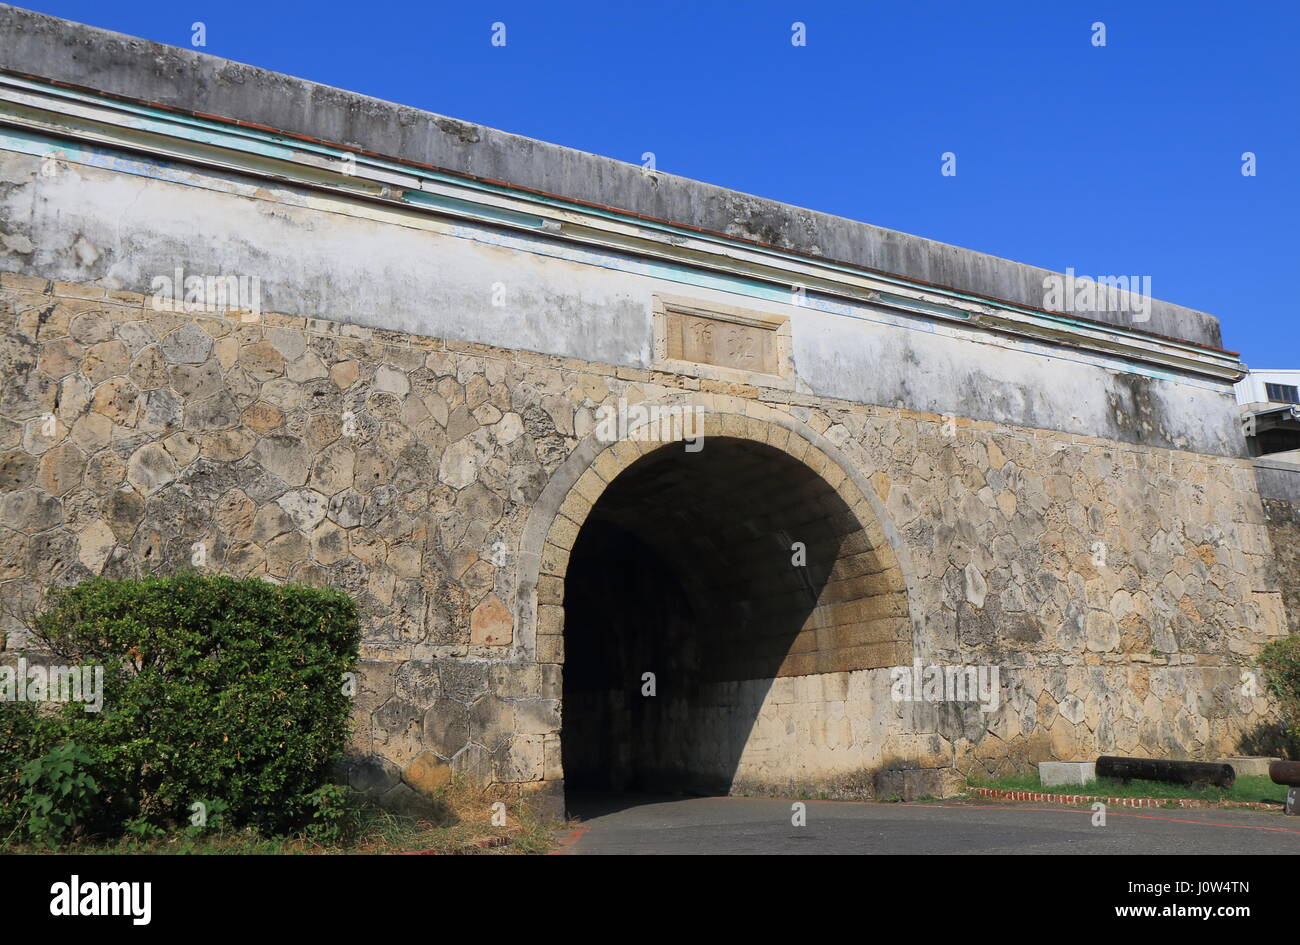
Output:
(18, 0), (1298, 366)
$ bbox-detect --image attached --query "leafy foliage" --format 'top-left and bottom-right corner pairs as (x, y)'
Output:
(305, 782), (360, 843)
(1259, 634), (1300, 744)
(0, 573), (359, 844)
(0, 701), (42, 834)
(15, 743), (100, 846)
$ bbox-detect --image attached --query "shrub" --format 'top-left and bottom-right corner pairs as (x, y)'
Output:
(1259, 635), (1300, 744)
(304, 781), (361, 844)
(3, 572), (359, 840)
(15, 743), (100, 847)
(0, 701), (43, 837)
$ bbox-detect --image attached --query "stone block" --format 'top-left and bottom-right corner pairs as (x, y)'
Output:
(901, 767), (965, 800)
(1038, 761), (1096, 787)
(520, 779), (566, 822)
(873, 768), (905, 799)
(378, 782), (439, 819)
(1216, 756), (1278, 778)
(514, 698), (561, 736)
(402, 750), (452, 798)
(470, 594), (513, 646)
(873, 766), (964, 800)
(343, 754), (400, 796)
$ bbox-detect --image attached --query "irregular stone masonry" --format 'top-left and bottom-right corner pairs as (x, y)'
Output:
(1260, 497), (1300, 634)
(0, 270), (1287, 811)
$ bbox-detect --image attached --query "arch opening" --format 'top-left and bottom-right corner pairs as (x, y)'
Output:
(560, 435), (907, 800)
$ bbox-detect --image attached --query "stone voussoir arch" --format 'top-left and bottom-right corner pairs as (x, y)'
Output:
(511, 395), (921, 667)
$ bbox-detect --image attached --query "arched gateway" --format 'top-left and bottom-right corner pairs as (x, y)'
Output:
(516, 410), (916, 802)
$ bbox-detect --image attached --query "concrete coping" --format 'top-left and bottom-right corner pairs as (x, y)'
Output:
(0, 3), (1225, 350)
(1252, 456), (1300, 472)
(1252, 457), (1300, 503)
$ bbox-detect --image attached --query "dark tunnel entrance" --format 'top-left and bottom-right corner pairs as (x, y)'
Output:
(560, 435), (902, 802)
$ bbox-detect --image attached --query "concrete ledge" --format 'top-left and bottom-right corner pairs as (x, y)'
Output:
(1253, 460), (1300, 504)
(1038, 761), (1096, 787)
(874, 767), (965, 801)
(1216, 756), (1280, 778)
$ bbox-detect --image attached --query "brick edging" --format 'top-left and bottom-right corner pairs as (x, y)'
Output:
(968, 787), (1281, 811)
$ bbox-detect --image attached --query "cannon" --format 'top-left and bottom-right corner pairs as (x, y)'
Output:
(1268, 760), (1300, 786)
(1268, 760), (1300, 815)
(1096, 756), (1235, 788)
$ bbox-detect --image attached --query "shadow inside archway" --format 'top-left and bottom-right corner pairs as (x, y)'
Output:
(561, 435), (902, 805)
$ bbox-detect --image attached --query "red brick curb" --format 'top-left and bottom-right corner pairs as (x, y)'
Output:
(968, 787), (1281, 811)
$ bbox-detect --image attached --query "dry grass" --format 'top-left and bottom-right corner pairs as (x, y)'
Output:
(2, 779), (569, 855)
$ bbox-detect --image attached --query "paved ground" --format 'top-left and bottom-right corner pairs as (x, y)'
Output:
(558, 794), (1300, 854)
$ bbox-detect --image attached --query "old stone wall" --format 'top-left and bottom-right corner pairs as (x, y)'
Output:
(1255, 461), (1300, 635)
(0, 271), (1286, 811)
(1263, 501), (1300, 635)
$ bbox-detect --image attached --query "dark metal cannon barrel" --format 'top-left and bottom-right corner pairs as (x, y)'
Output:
(1269, 760), (1300, 787)
(1096, 756), (1235, 788)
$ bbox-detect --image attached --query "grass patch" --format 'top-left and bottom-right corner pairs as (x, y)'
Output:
(1, 779), (566, 855)
(968, 772), (1286, 805)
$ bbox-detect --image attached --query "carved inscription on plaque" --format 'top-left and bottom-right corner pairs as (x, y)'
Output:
(665, 309), (779, 376)
(652, 295), (792, 387)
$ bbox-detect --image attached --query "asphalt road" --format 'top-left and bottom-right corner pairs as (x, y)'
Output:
(558, 794), (1300, 854)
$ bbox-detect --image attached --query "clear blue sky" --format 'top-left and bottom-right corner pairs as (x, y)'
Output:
(18, 0), (1298, 366)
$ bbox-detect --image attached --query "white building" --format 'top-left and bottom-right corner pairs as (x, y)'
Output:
(1235, 370), (1300, 460)
(1235, 369), (1300, 407)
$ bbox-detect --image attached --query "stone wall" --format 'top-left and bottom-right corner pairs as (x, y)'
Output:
(0, 271), (1286, 812)
(1255, 460), (1300, 635)
(1263, 500), (1300, 636)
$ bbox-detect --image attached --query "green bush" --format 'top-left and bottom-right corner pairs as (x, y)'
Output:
(304, 781), (362, 844)
(15, 743), (100, 847)
(1, 573), (359, 842)
(0, 703), (50, 839)
(1259, 634), (1300, 744)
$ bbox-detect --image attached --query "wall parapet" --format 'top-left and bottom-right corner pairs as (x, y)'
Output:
(0, 3), (1231, 356)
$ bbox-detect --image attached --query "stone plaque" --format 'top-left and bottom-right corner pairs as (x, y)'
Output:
(664, 309), (778, 376)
